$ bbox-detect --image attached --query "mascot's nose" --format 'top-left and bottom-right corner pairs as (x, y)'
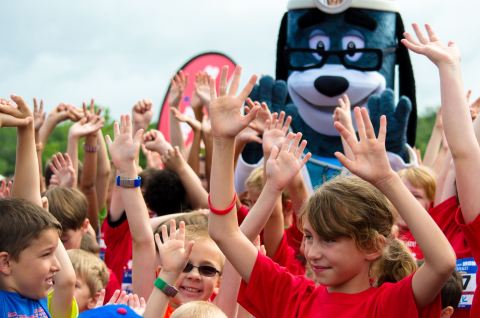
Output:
(314, 76), (349, 97)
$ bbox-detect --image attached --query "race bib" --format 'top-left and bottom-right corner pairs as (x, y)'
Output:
(456, 257), (477, 308)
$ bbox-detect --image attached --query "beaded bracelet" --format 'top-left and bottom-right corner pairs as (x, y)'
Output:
(83, 143), (98, 153)
(208, 193), (237, 215)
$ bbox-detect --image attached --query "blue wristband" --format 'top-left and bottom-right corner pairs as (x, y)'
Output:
(116, 176), (142, 188)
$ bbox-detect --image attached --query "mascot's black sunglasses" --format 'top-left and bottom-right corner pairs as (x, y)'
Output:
(285, 47), (397, 72)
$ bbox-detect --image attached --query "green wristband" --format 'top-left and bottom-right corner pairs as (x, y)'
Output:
(154, 277), (178, 297)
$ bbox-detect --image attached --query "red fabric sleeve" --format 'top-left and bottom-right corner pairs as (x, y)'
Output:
(271, 233), (305, 276)
(430, 196), (471, 259)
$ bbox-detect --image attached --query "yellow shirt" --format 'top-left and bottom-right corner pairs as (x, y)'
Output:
(47, 290), (79, 318)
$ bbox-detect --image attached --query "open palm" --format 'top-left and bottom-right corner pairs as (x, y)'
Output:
(209, 65), (259, 139)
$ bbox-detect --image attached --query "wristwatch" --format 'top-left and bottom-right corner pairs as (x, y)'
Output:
(116, 176), (142, 188)
(154, 277), (179, 297)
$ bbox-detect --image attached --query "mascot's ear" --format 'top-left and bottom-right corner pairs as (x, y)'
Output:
(276, 12), (289, 81)
(396, 12), (417, 147)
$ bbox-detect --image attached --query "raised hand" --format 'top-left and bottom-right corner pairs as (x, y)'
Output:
(106, 115), (143, 174)
(95, 289), (146, 315)
(170, 107), (201, 131)
(141, 144), (163, 169)
(49, 153), (76, 188)
(262, 111), (292, 157)
(209, 65), (260, 139)
(265, 132), (310, 191)
(155, 220), (194, 274)
(401, 23), (460, 67)
(334, 107), (395, 187)
(246, 99), (271, 134)
(0, 98), (33, 128)
(168, 71), (188, 108)
(191, 71), (211, 111)
(144, 129), (173, 156)
(333, 94), (354, 132)
(132, 99), (153, 131)
(161, 146), (185, 173)
(237, 126), (262, 145)
(0, 179), (12, 198)
(69, 114), (105, 138)
(33, 98), (46, 132)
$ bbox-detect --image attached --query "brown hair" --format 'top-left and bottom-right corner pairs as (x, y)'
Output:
(45, 186), (88, 231)
(0, 198), (62, 261)
(171, 301), (227, 318)
(398, 166), (436, 202)
(301, 176), (415, 284)
(67, 249), (109, 297)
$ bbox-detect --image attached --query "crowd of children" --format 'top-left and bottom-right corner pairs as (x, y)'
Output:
(0, 23), (479, 318)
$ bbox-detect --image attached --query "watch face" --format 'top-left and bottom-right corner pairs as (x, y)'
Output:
(164, 285), (179, 297)
(116, 176), (142, 188)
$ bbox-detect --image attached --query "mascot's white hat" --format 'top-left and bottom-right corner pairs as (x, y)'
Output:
(288, 0), (399, 13)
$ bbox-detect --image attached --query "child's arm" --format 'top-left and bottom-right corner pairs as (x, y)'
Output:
(168, 71), (187, 155)
(170, 107), (202, 174)
(67, 114), (104, 186)
(208, 66), (261, 282)
(402, 23), (480, 223)
(132, 99), (153, 167)
(422, 108), (444, 168)
(95, 128), (111, 213)
(143, 220), (194, 318)
(201, 116), (213, 188)
(33, 98), (47, 192)
(334, 106), (456, 308)
(161, 146), (208, 209)
(106, 115), (156, 299)
(80, 101), (105, 233)
(4, 95), (42, 206)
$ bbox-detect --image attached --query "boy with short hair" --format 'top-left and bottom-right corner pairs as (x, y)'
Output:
(67, 249), (110, 312)
(45, 186), (90, 250)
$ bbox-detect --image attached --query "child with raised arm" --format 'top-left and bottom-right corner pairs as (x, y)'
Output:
(402, 23), (480, 318)
(0, 95), (78, 318)
(207, 65), (456, 317)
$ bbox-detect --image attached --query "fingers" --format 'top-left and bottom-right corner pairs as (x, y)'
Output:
(169, 219), (176, 239)
(219, 65), (229, 96)
(95, 289), (106, 308)
(228, 65), (242, 96)
(353, 107), (366, 140)
(334, 121), (358, 151)
(10, 94), (30, 114)
(360, 107), (375, 139)
(239, 75), (258, 101)
(378, 115), (387, 144)
(209, 77), (217, 100)
(412, 22), (428, 44)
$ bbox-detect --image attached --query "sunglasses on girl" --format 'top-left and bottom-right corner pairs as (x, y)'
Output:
(183, 262), (220, 277)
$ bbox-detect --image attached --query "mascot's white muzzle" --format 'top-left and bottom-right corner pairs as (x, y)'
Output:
(287, 64), (386, 136)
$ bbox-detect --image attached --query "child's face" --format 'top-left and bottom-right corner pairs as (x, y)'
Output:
(61, 228), (84, 250)
(303, 219), (373, 293)
(171, 240), (224, 306)
(74, 275), (96, 312)
(401, 178), (430, 211)
(7, 229), (60, 299)
(246, 187), (261, 207)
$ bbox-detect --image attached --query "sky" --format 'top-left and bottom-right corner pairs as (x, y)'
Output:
(0, 0), (477, 120)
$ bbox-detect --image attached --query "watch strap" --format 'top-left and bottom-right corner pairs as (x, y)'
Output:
(154, 277), (178, 297)
(116, 176), (142, 188)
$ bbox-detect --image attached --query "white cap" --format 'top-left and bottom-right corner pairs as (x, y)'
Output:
(287, 0), (399, 13)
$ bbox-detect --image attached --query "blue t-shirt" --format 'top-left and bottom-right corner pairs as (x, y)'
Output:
(0, 290), (50, 318)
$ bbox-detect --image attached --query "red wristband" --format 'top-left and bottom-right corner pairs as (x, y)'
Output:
(208, 193), (237, 215)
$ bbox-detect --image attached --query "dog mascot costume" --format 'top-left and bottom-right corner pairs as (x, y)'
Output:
(236, 0), (417, 191)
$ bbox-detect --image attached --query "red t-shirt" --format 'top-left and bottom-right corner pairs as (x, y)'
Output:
(430, 197), (471, 259)
(103, 212), (132, 292)
(456, 209), (480, 318)
(271, 233), (305, 276)
(238, 252), (441, 318)
(104, 268), (121, 304)
(399, 229), (424, 260)
(285, 213), (304, 255)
